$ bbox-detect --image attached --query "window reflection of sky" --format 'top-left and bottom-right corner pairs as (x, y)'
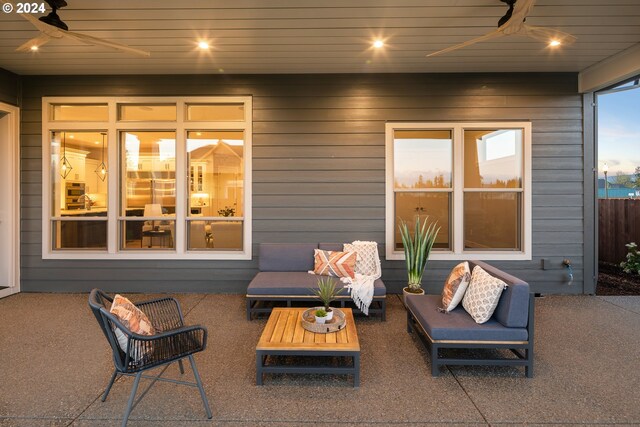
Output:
(473, 129), (522, 187)
(393, 138), (452, 188)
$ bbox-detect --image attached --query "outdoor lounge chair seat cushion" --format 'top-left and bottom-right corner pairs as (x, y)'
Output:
(247, 272), (386, 296)
(406, 295), (528, 342)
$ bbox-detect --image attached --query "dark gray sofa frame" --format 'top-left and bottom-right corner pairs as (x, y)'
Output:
(406, 263), (534, 378)
(246, 295), (386, 321)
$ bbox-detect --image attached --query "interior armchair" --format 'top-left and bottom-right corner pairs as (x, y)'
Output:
(88, 289), (212, 426)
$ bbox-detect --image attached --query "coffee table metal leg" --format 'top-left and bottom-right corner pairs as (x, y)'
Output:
(353, 353), (360, 387)
(256, 352), (264, 385)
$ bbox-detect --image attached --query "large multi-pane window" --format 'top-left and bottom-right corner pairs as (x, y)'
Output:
(386, 122), (531, 260)
(43, 97), (252, 259)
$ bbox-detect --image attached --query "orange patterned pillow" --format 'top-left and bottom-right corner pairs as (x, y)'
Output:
(110, 294), (156, 360)
(313, 249), (357, 279)
(441, 262), (471, 312)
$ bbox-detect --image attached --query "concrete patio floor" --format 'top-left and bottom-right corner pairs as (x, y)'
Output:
(0, 293), (639, 426)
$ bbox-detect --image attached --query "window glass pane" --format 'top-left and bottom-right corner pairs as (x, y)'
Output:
(121, 131), (176, 214)
(186, 104), (245, 121)
(120, 219), (175, 250)
(394, 192), (450, 250)
(464, 129), (522, 188)
(52, 220), (107, 249)
(51, 131), (109, 217)
(187, 131), (244, 218)
(52, 104), (108, 121)
(187, 220), (243, 251)
(464, 192), (521, 250)
(118, 104), (177, 121)
(394, 130), (452, 189)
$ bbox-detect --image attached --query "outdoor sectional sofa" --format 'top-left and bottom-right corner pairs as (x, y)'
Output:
(246, 243), (387, 320)
(405, 261), (534, 377)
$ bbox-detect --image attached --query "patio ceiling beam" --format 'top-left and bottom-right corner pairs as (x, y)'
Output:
(579, 42), (640, 92)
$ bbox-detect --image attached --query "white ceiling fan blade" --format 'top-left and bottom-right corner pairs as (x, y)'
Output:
(523, 25), (577, 45)
(62, 31), (151, 57)
(16, 33), (53, 52)
(427, 29), (504, 57)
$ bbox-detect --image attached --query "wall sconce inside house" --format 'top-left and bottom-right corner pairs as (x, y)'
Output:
(59, 131), (73, 179)
(95, 132), (107, 181)
(563, 259), (574, 285)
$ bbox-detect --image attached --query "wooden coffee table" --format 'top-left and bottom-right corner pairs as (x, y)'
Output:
(256, 307), (360, 387)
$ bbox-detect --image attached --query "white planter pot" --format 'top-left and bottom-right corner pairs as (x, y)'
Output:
(315, 315), (327, 324)
(402, 286), (425, 306)
(325, 308), (334, 321)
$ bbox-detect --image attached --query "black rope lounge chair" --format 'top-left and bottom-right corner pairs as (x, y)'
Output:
(89, 289), (212, 426)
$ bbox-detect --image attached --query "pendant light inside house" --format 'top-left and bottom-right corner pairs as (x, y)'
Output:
(95, 132), (107, 181)
(60, 131), (73, 179)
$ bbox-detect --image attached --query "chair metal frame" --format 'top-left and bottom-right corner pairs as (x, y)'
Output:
(89, 289), (212, 426)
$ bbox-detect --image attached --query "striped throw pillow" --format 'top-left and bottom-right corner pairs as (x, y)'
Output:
(313, 249), (357, 279)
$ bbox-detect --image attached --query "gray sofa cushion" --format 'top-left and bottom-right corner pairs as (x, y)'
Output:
(248, 272), (386, 296)
(469, 261), (530, 328)
(258, 243), (318, 272)
(406, 295), (528, 342)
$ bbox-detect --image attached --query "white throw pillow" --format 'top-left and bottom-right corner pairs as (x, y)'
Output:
(441, 261), (471, 312)
(462, 266), (507, 324)
(344, 241), (379, 276)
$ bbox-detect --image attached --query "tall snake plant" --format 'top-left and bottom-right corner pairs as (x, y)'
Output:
(399, 217), (440, 292)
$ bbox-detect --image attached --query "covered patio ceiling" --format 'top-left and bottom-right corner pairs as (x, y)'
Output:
(0, 0), (639, 76)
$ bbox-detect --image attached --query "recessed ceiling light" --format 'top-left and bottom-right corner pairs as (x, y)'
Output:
(95, 141), (100, 145)
(30, 45), (38, 51)
(69, 135), (75, 139)
(198, 41), (210, 50)
(196, 132), (202, 136)
(373, 40), (384, 49)
(549, 39), (561, 47)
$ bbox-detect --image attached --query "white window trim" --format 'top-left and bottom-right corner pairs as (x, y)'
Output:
(42, 96), (252, 260)
(385, 121), (532, 261)
(0, 102), (20, 298)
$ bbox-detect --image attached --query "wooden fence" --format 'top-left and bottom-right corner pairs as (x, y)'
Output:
(599, 199), (640, 264)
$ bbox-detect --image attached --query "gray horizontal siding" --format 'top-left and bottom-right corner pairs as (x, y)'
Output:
(0, 68), (19, 106)
(19, 72), (585, 294)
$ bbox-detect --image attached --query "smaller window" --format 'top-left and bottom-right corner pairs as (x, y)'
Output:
(186, 103), (245, 121)
(52, 104), (108, 121)
(118, 104), (177, 121)
(386, 122), (531, 261)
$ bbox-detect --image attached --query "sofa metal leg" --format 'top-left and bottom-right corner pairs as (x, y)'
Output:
(406, 311), (413, 333)
(525, 349), (534, 378)
(431, 344), (440, 377)
(381, 299), (386, 321)
(246, 299), (252, 321)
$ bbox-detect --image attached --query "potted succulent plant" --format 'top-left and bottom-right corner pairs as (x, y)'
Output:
(312, 277), (343, 321)
(398, 217), (440, 303)
(314, 308), (328, 324)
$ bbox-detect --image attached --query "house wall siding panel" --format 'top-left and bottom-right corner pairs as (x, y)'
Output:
(0, 68), (19, 106)
(19, 73), (584, 294)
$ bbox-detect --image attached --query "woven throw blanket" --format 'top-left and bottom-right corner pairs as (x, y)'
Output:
(340, 241), (381, 316)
